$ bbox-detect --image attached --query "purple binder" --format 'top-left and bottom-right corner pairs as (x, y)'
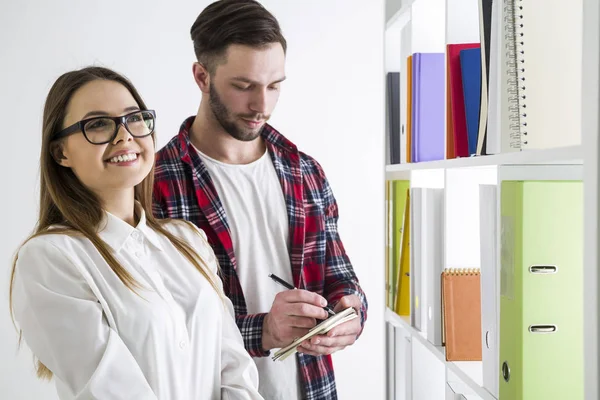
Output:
(411, 53), (445, 162)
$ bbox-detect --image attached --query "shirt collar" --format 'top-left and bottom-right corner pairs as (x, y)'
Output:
(176, 115), (298, 162)
(97, 201), (164, 253)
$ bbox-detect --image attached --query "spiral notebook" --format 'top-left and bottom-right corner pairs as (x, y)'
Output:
(499, 0), (583, 151)
(272, 307), (359, 361)
(441, 268), (482, 361)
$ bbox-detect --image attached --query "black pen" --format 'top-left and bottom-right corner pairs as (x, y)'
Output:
(268, 273), (336, 316)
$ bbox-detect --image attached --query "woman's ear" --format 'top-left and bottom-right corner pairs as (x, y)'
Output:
(49, 141), (70, 167)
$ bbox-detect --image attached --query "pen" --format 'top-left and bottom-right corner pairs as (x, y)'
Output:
(268, 273), (336, 316)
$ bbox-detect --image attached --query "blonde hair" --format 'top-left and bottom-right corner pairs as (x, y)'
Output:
(9, 66), (223, 380)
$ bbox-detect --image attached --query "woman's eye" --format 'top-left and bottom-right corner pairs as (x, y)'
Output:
(88, 120), (108, 129)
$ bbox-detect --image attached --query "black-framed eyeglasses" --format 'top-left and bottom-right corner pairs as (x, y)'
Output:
(52, 109), (156, 145)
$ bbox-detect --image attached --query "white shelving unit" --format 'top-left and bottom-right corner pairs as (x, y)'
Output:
(384, 0), (600, 399)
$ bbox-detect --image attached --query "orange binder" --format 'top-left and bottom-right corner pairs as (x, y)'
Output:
(441, 268), (482, 361)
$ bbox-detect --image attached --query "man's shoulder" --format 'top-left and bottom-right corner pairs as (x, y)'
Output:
(155, 134), (181, 163)
(154, 134), (187, 181)
(263, 124), (325, 179)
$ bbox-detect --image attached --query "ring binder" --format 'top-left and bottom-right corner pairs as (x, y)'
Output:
(513, 0), (528, 146)
(503, 0), (523, 151)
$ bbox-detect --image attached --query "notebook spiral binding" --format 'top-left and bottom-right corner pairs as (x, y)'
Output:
(503, 0), (523, 151)
(514, 0), (528, 147)
(442, 268), (481, 276)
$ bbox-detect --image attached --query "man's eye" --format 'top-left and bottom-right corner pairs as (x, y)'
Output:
(234, 85), (251, 91)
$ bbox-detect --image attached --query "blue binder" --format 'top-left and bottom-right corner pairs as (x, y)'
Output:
(459, 48), (481, 156)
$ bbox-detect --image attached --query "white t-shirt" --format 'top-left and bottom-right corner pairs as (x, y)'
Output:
(194, 144), (302, 400)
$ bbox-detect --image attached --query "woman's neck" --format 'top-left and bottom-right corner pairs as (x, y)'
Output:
(98, 188), (137, 226)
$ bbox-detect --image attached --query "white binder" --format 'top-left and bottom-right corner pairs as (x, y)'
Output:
(423, 188), (445, 346)
(410, 187), (424, 331)
(479, 184), (499, 398)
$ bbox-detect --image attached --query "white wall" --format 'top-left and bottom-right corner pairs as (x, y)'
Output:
(0, 1), (385, 399)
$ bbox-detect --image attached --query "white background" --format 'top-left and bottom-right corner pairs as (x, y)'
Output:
(0, 0), (385, 399)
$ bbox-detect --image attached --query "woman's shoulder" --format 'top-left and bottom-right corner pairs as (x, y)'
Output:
(159, 218), (209, 243)
(16, 230), (86, 278)
(19, 228), (80, 254)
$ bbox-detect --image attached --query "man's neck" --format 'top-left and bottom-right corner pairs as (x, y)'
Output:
(190, 105), (266, 165)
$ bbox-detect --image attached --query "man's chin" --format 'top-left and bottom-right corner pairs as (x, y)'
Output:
(229, 125), (263, 142)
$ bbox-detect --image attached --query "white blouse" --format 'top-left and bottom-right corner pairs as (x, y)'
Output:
(12, 205), (263, 400)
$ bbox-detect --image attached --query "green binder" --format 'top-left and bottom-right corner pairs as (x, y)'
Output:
(391, 180), (410, 308)
(500, 180), (583, 399)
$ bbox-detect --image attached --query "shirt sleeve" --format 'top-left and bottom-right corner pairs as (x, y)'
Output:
(186, 223), (264, 399)
(12, 238), (157, 400)
(152, 180), (169, 219)
(316, 162), (369, 335)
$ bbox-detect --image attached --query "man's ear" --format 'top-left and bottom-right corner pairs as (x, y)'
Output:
(192, 62), (211, 94)
(50, 141), (70, 167)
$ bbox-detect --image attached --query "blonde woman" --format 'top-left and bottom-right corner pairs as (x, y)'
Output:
(9, 66), (263, 400)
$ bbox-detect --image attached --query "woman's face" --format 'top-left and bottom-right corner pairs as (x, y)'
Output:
(57, 80), (155, 197)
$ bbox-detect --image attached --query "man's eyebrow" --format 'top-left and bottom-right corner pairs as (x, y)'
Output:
(231, 76), (287, 85)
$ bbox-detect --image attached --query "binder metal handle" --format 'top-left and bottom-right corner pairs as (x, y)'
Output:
(529, 265), (558, 274)
(528, 324), (557, 333)
(502, 361), (510, 382)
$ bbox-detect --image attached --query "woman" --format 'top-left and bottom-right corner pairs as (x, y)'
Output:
(9, 66), (263, 400)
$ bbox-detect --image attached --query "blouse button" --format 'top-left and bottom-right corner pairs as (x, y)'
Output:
(179, 340), (187, 349)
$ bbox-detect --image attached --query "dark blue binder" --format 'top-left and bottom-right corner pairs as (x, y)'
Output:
(459, 48), (482, 156)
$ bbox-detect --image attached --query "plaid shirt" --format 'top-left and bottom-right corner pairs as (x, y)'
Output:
(152, 116), (368, 400)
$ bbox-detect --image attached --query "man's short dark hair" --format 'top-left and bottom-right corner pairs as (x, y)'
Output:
(190, 0), (287, 74)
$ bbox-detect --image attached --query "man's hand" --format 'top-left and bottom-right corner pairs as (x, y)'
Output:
(298, 294), (362, 357)
(262, 289), (329, 351)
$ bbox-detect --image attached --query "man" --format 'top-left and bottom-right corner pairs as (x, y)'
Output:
(153, 1), (368, 399)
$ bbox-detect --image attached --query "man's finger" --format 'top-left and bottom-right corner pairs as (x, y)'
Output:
(326, 319), (361, 337)
(287, 302), (329, 320)
(300, 342), (344, 355)
(287, 315), (317, 329)
(309, 334), (356, 348)
(280, 289), (327, 308)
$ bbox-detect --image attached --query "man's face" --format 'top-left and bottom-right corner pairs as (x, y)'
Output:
(208, 43), (286, 141)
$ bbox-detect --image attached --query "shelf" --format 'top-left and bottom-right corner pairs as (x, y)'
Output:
(385, 145), (583, 178)
(385, 308), (497, 400)
(386, 0), (414, 31)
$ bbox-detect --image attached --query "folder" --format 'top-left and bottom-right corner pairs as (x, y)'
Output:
(479, 184), (499, 398)
(500, 180), (583, 399)
(392, 180), (410, 308)
(411, 53), (445, 162)
(459, 48), (482, 156)
(447, 43), (480, 158)
(410, 188), (424, 331)
(423, 188), (444, 346)
(394, 188), (411, 316)
(406, 55), (413, 163)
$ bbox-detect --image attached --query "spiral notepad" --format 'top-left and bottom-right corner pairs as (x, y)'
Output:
(504, 0), (582, 149)
(441, 268), (482, 361)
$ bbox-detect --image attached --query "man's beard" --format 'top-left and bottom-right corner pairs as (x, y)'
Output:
(209, 84), (267, 142)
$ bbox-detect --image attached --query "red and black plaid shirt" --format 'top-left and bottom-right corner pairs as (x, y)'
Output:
(152, 116), (368, 400)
